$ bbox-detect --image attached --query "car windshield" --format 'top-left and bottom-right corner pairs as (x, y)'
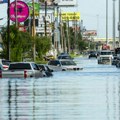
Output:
(2, 60), (11, 66)
(9, 63), (31, 70)
(58, 55), (72, 59)
(100, 52), (112, 55)
(61, 60), (76, 66)
(89, 51), (96, 54)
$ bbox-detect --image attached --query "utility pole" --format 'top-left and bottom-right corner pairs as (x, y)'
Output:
(67, 19), (70, 54)
(113, 0), (116, 49)
(60, 10), (64, 52)
(119, 0), (120, 47)
(45, 0), (47, 36)
(7, 0), (10, 60)
(15, 0), (18, 27)
(32, 0), (36, 61)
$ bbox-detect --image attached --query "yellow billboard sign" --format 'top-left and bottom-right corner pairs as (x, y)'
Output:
(60, 12), (80, 21)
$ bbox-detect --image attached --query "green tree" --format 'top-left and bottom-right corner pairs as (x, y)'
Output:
(35, 36), (51, 60)
(77, 31), (88, 51)
(1, 25), (33, 61)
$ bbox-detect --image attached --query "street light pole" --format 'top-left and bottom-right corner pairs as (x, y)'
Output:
(106, 0), (108, 45)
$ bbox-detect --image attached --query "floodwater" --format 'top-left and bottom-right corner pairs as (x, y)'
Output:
(0, 56), (120, 120)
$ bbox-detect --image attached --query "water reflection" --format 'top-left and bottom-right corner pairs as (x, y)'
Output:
(0, 57), (120, 120)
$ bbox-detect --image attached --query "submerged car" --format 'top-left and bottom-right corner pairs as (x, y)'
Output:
(88, 51), (98, 58)
(37, 64), (53, 77)
(57, 55), (73, 60)
(0, 59), (11, 70)
(97, 50), (113, 64)
(47, 59), (83, 71)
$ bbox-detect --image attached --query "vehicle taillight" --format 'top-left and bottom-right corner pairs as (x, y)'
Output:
(3, 65), (8, 69)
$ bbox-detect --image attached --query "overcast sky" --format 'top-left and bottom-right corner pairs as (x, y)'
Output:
(78, 0), (119, 38)
(0, 0), (119, 38)
(63, 0), (119, 38)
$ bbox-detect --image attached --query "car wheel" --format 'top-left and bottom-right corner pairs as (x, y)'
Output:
(62, 69), (66, 71)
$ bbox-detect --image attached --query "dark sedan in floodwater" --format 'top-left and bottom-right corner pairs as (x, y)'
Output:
(88, 51), (98, 59)
(37, 64), (53, 77)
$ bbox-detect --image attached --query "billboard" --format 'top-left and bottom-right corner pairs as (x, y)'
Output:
(55, 0), (77, 6)
(39, 0), (54, 6)
(61, 12), (80, 21)
(10, 1), (29, 22)
(0, 0), (7, 3)
(83, 30), (97, 36)
(27, 3), (40, 16)
(39, 0), (76, 6)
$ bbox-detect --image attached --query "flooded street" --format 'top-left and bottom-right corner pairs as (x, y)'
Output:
(0, 56), (120, 120)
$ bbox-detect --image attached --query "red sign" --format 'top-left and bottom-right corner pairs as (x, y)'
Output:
(102, 44), (110, 50)
(10, 1), (29, 22)
(18, 26), (27, 32)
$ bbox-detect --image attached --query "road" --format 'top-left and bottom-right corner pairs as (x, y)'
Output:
(0, 56), (120, 120)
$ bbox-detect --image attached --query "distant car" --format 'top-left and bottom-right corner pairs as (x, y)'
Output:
(59, 52), (69, 56)
(37, 64), (53, 77)
(57, 54), (73, 60)
(0, 59), (11, 70)
(88, 51), (98, 58)
(97, 50), (114, 64)
(47, 59), (83, 71)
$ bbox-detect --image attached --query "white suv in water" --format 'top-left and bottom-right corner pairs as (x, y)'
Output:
(97, 50), (114, 64)
(48, 59), (83, 71)
(0, 59), (11, 70)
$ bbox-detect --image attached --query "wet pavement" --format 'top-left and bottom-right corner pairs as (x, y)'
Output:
(0, 56), (120, 120)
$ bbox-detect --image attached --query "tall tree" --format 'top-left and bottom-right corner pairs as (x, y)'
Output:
(1, 25), (32, 61)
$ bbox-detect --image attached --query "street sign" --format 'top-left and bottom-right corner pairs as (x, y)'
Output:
(27, 3), (40, 16)
(10, 1), (29, 22)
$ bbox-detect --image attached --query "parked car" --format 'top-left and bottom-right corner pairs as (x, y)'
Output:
(0, 59), (11, 70)
(47, 59), (83, 71)
(37, 64), (53, 77)
(88, 51), (98, 58)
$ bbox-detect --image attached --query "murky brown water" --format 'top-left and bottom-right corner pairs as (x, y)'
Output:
(0, 57), (120, 120)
